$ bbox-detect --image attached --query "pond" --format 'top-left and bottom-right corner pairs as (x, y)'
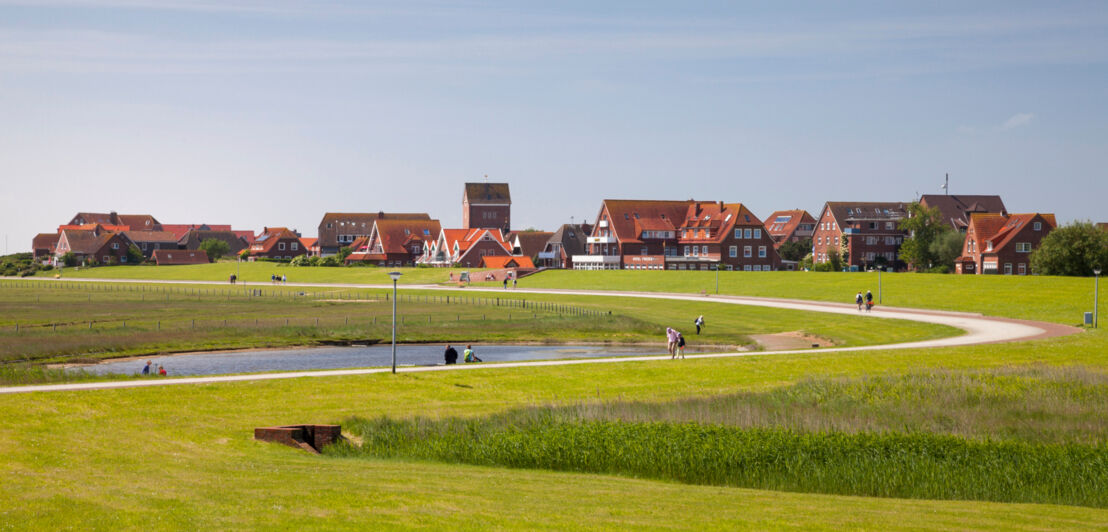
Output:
(73, 344), (693, 377)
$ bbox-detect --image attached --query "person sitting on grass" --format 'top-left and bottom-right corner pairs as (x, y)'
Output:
(158, 365), (167, 376)
(463, 345), (482, 363)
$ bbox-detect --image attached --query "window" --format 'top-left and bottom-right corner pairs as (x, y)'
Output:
(291, 242), (299, 251)
(753, 229), (761, 239)
(752, 265), (761, 271)
(729, 246), (737, 257)
(111, 243), (118, 250)
(1033, 222), (1042, 231)
(734, 229), (741, 239)
(744, 228), (752, 239)
(1016, 242), (1031, 253)
(692, 246), (698, 257)
(702, 245), (708, 255)
(640, 247), (647, 255)
(986, 241), (993, 252)
(744, 246), (752, 258)
(817, 236), (823, 245)
(885, 236), (895, 245)
(142, 243), (148, 250)
(1018, 263), (1027, 275)
(279, 242), (286, 251)
(886, 222), (895, 230)
(758, 246), (766, 258)
(1004, 263), (1013, 275)
(684, 246), (690, 256)
(743, 265), (752, 271)
(869, 222), (877, 230)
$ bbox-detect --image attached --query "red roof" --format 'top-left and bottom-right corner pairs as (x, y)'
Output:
(599, 200), (690, 243)
(300, 237), (318, 250)
(152, 249), (209, 265)
(161, 224), (233, 240)
(372, 219), (443, 254)
(765, 209), (816, 239)
(251, 227), (300, 254)
(58, 223), (130, 233)
(964, 212), (1057, 256)
(481, 256), (535, 269)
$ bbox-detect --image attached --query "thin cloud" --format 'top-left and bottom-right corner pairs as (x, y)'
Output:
(1001, 113), (1035, 130)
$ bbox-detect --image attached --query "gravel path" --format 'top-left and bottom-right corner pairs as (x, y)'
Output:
(0, 278), (1081, 394)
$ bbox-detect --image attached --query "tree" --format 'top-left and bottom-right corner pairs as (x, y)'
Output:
(126, 244), (144, 265)
(928, 231), (965, 274)
(899, 202), (951, 272)
(778, 238), (812, 262)
(61, 252), (77, 267)
(1030, 221), (1108, 276)
(337, 246), (353, 262)
(199, 238), (230, 261)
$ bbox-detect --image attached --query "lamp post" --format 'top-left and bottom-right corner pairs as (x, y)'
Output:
(388, 271), (402, 373)
(1095, 268), (1101, 329)
(714, 263), (719, 294)
(878, 266), (883, 304)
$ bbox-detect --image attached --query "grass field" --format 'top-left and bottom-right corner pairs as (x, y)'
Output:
(39, 263), (1106, 325)
(0, 280), (958, 384)
(36, 260), (466, 285)
(2, 271), (1107, 529)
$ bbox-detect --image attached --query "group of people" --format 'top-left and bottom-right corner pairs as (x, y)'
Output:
(270, 274), (287, 284)
(501, 276), (517, 289)
(666, 315), (704, 359)
(855, 290), (875, 312)
(229, 274), (237, 284)
(141, 360), (168, 376)
(443, 344), (482, 364)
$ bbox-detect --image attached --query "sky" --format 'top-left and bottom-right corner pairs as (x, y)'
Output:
(2, 0), (1106, 253)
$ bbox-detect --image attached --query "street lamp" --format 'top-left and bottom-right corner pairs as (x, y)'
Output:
(388, 271), (402, 373)
(877, 266), (884, 304)
(714, 263), (719, 294)
(1094, 268), (1101, 329)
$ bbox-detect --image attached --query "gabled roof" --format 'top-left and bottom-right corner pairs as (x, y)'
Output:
(765, 209), (816, 238)
(320, 212), (430, 227)
(372, 219), (443, 254)
(59, 229), (122, 255)
(33, 233), (59, 250)
(968, 212), (1057, 253)
(679, 202), (763, 244)
(252, 227), (300, 254)
(481, 256), (535, 269)
(464, 183), (511, 204)
(116, 214), (160, 230)
(123, 230), (178, 244)
(823, 202), (909, 223)
(71, 212), (116, 225)
(508, 231), (554, 257)
(544, 224), (592, 256)
(441, 228), (510, 253)
(599, 200), (690, 243)
(58, 223), (130, 233)
(920, 195), (1007, 230)
(152, 249), (209, 265)
(300, 237), (318, 249)
(161, 224), (233, 240)
(233, 230), (255, 244)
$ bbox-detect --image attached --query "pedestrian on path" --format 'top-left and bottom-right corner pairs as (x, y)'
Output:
(512, 276), (517, 289)
(666, 327), (678, 358)
(502, 277), (508, 290)
(444, 344), (458, 365)
(855, 291), (864, 311)
(865, 290), (874, 312)
(676, 332), (686, 359)
(694, 315), (704, 334)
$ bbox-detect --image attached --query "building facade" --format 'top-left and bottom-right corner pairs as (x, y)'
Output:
(462, 183), (511, 231)
(812, 202), (909, 271)
(956, 213), (1056, 275)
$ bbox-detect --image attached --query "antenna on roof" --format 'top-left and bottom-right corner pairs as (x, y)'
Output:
(484, 174), (488, 183)
(941, 173), (949, 195)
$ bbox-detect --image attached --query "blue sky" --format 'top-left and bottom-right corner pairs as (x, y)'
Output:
(2, 1), (1106, 252)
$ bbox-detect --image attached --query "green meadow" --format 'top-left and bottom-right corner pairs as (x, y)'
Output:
(1, 270), (1106, 529)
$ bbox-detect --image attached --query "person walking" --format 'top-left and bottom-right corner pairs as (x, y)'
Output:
(694, 315), (705, 334)
(443, 344), (458, 365)
(676, 332), (686, 359)
(666, 327), (678, 358)
(463, 345), (482, 363)
(512, 276), (517, 289)
(865, 290), (874, 312)
(141, 361), (151, 375)
(502, 277), (508, 290)
(855, 291), (864, 311)
(282, 274), (287, 284)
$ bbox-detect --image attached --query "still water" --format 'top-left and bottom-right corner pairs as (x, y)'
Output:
(76, 344), (674, 377)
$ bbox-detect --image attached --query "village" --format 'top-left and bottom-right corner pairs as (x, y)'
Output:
(30, 181), (1091, 278)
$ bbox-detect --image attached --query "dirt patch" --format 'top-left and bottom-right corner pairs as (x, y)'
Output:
(749, 331), (832, 351)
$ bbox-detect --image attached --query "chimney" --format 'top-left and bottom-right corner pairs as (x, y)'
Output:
(719, 200), (724, 211)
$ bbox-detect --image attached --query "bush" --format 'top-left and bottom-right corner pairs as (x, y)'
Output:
(61, 252), (78, 267)
(1031, 221), (1108, 276)
(199, 238), (230, 261)
(320, 256), (342, 267)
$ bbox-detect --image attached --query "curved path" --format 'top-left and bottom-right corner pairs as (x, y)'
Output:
(0, 278), (1080, 395)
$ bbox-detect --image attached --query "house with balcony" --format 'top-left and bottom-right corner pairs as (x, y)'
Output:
(346, 219), (442, 267)
(316, 212), (431, 256)
(573, 199), (781, 271)
(422, 228), (514, 268)
(956, 213), (1056, 275)
(812, 202), (909, 271)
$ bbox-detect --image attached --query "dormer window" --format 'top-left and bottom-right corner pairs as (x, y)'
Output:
(1033, 222), (1042, 231)
(633, 213), (639, 219)
(624, 213), (630, 220)
(986, 241), (993, 251)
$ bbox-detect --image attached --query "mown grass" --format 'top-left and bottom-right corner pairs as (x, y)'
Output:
(34, 261), (468, 285)
(336, 416), (1108, 508)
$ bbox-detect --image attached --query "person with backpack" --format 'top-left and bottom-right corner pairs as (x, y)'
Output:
(865, 290), (874, 312)
(463, 345), (482, 363)
(676, 332), (686, 359)
(694, 315), (704, 334)
(855, 291), (864, 311)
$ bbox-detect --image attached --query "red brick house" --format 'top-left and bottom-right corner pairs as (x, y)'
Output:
(178, 229), (249, 255)
(919, 194), (1007, 233)
(152, 249), (209, 265)
(316, 212), (431, 256)
(249, 227), (306, 260)
(54, 226), (136, 265)
(956, 213), (1056, 275)
(346, 219), (442, 267)
(161, 224), (233, 240)
(463, 182), (511, 232)
(538, 223), (591, 269)
(813, 202), (909, 271)
(573, 199), (781, 271)
(507, 231), (554, 262)
(765, 209), (816, 248)
(32, 233), (60, 262)
(124, 230), (180, 259)
(423, 228), (513, 268)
